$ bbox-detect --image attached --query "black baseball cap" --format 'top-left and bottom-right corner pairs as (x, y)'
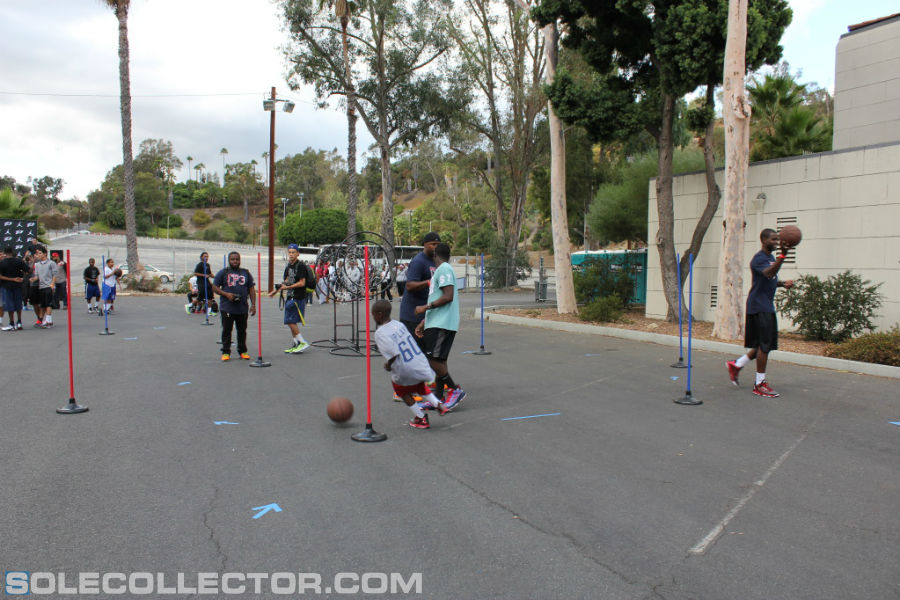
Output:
(422, 232), (441, 244)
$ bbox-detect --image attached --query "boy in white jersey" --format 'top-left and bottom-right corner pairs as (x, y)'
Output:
(372, 299), (453, 429)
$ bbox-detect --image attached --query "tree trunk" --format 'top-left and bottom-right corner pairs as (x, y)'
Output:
(543, 21), (576, 314)
(655, 93), (678, 321)
(167, 186), (173, 211)
(343, 19), (358, 238)
(714, 0), (751, 339)
(116, 3), (139, 271)
(682, 83), (722, 288)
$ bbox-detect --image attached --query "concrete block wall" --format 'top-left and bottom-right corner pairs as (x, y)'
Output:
(833, 17), (900, 150)
(647, 143), (899, 333)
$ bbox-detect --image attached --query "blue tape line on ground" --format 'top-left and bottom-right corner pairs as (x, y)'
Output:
(153, 326), (167, 330)
(502, 412), (561, 421)
(177, 381), (191, 386)
(124, 337), (138, 340)
(671, 376), (679, 380)
(890, 421), (900, 426)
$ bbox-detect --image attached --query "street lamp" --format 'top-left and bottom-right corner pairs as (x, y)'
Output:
(263, 86), (296, 292)
(281, 197), (289, 224)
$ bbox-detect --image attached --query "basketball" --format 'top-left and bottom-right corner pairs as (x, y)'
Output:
(114, 268), (123, 277)
(327, 396), (354, 423)
(779, 225), (802, 247)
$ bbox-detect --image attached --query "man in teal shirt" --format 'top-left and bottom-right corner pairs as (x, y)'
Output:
(415, 242), (466, 409)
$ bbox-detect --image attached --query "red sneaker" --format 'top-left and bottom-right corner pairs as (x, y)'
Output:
(408, 415), (430, 429)
(727, 360), (742, 386)
(752, 381), (780, 398)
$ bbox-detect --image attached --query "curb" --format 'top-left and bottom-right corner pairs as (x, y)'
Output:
(475, 308), (900, 379)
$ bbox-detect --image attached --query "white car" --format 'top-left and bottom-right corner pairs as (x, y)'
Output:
(119, 264), (175, 283)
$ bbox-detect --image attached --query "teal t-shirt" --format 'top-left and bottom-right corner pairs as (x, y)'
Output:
(425, 262), (459, 332)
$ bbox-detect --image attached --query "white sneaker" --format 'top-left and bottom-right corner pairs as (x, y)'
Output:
(295, 341), (310, 353)
(0, 324), (13, 331)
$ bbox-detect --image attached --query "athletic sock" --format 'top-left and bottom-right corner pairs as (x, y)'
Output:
(735, 355), (750, 369)
(422, 392), (440, 409)
(755, 372), (766, 385)
(294, 333), (307, 344)
(409, 403), (425, 418)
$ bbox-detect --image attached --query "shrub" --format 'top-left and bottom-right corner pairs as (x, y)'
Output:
(579, 295), (623, 323)
(825, 326), (899, 366)
(776, 271), (884, 342)
(573, 254), (638, 306)
(122, 274), (160, 292)
(192, 210), (211, 227)
(89, 222), (110, 234)
(166, 213), (183, 227)
(174, 274), (192, 294)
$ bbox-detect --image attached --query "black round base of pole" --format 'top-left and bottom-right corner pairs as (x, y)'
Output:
(99, 329), (115, 336)
(674, 391), (702, 406)
(351, 423), (387, 443)
(201, 321), (214, 327)
(671, 358), (688, 368)
(57, 399), (89, 414)
(473, 346), (492, 355)
(249, 357), (271, 368)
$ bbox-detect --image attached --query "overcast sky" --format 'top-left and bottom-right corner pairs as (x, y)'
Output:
(0, 0), (897, 201)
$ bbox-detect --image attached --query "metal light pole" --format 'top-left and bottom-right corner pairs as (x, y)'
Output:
(263, 87), (295, 292)
(281, 197), (288, 224)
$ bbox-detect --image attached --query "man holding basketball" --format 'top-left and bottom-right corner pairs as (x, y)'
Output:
(727, 228), (794, 397)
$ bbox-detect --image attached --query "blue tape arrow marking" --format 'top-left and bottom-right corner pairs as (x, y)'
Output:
(461, 350), (476, 354)
(890, 421), (900, 426)
(177, 381), (192, 386)
(502, 412), (561, 421)
(671, 376), (679, 380)
(252, 503), (282, 519)
(214, 421), (240, 425)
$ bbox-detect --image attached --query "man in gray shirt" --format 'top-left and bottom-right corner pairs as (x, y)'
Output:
(31, 246), (58, 328)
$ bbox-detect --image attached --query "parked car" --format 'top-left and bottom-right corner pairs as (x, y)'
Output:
(119, 264), (174, 283)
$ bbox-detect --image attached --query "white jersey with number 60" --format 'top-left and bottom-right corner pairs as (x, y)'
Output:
(374, 320), (436, 386)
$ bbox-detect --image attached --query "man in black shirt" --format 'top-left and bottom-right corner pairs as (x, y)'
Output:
(211, 252), (256, 361)
(268, 243), (310, 354)
(193, 251), (215, 314)
(84, 258), (101, 313)
(0, 246), (28, 330)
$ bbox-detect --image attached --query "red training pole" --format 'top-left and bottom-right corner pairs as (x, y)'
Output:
(364, 245), (372, 424)
(249, 252), (271, 368)
(351, 243), (386, 442)
(58, 249), (88, 413)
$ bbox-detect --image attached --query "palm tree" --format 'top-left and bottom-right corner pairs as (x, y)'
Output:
(0, 188), (31, 219)
(103, 0), (139, 271)
(261, 151), (269, 184)
(330, 0), (358, 236)
(186, 155), (193, 181)
(220, 147), (228, 183)
(194, 163), (205, 183)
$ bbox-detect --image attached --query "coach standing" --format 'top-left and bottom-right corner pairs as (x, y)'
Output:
(211, 251), (256, 362)
(399, 232), (440, 351)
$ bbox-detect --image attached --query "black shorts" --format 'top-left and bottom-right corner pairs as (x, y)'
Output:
(423, 328), (456, 362)
(28, 286), (40, 306)
(745, 312), (778, 353)
(37, 287), (54, 309)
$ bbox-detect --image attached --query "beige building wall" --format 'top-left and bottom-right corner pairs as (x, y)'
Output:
(833, 17), (900, 150)
(646, 143), (899, 332)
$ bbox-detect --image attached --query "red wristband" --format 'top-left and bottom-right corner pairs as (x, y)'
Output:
(777, 254), (786, 260)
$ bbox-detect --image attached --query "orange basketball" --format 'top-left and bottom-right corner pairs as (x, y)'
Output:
(327, 397), (354, 423)
(779, 225), (802, 247)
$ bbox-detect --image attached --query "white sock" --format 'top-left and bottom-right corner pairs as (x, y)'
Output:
(45, 315), (52, 324)
(294, 333), (306, 344)
(736, 355), (750, 369)
(756, 372), (766, 385)
(421, 392), (441, 408)
(409, 403), (425, 418)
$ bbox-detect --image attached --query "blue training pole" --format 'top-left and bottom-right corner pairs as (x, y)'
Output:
(473, 252), (491, 355)
(99, 254), (113, 335)
(674, 253), (701, 405)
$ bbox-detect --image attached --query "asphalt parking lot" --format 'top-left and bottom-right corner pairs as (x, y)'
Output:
(1, 290), (897, 599)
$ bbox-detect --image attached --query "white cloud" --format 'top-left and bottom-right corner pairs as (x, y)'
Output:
(0, 0), (369, 200)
